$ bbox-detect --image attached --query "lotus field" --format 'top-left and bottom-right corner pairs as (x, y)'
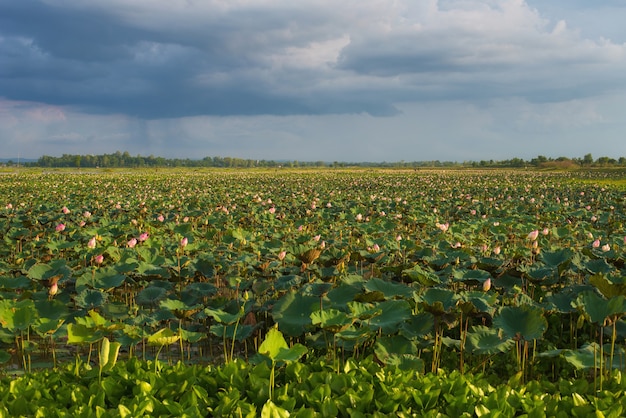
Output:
(1, 168), (626, 415)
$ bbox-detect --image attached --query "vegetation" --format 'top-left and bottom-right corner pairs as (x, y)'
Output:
(1, 168), (626, 414)
(3, 151), (626, 169)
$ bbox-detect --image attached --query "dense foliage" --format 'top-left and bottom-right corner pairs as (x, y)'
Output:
(1, 168), (625, 414)
(5, 151), (626, 168)
(2, 356), (626, 417)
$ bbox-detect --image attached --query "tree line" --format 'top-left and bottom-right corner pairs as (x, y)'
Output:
(6, 151), (626, 169)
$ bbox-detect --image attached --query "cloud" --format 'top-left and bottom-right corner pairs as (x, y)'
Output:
(1, 0), (626, 161)
(2, 0), (624, 120)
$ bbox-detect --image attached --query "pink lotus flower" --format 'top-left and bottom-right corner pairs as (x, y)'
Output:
(138, 232), (149, 242)
(180, 237), (188, 248)
(268, 207), (276, 214)
(87, 237), (97, 249)
(483, 278), (492, 292)
(493, 246), (501, 255)
(157, 215), (165, 222)
(94, 254), (104, 264)
(602, 244), (611, 252)
(62, 206), (70, 214)
(313, 235), (321, 241)
(320, 241), (326, 249)
(371, 243), (381, 252)
(356, 214), (363, 222)
(5, 203), (12, 209)
(127, 238), (138, 248)
(396, 235), (402, 241)
(542, 228), (550, 236)
(527, 230), (539, 241)
(83, 211), (91, 218)
(592, 239), (600, 248)
(79, 221), (86, 227)
(49, 282), (58, 297)
(278, 250), (287, 261)
(55, 223), (66, 232)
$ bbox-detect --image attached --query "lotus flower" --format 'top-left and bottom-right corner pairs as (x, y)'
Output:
(493, 246), (501, 255)
(94, 254), (104, 264)
(157, 214), (165, 222)
(356, 214), (363, 222)
(83, 211), (91, 218)
(602, 244), (611, 252)
(278, 251), (287, 261)
(527, 230), (539, 241)
(180, 237), (188, 248)
(483, 278), (492, 292)
(127, 238), (138, 248)
(87, 237), (97, 249)
(138, 232), (149, 242)
(62, 206), (70, 214)
(49, 282), (58, 297)
(55, 223), (66, 232)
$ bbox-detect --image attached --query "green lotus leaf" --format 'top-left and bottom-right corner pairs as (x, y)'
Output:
(147, 328), (179, 346)
(452, 269), (490, 283)
(35, 299), (69, 321)
(493, 305), (547, 341)
(467, 326), (514, 355)
(363, 278), (413, 299)
(578, 291), (626, 325)
(418, 288), (459, 314)
(399, 313), (434, 339)
(374, 335), (418, 361)
(271, 291), (318, 337)
(311, 309), (353, 333)
(402, 264), (441, 286)
(209, 323), (255, 341)
(559, 343), (626, 371)
(136, 286), (167, 307)
(67, 323), (104, 344)
(275, 274), (305, 291)
(589, 274), (626, 299)
(27, 260), (71, 282)
(0, 275), (32, 290)
(0, 299), (37, 332)
(74, 288), (108, 309)
(585, 259), (616, 275)
(347, 301), (381, 320)
(204, 308), (244, 325)
(540, 249), (573, 268)
(367, 300), (412, 334)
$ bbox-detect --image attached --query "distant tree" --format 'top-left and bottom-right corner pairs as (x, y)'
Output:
(582, 153), (593, 166)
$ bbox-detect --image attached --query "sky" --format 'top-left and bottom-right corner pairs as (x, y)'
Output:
(1, 0), (626, 163)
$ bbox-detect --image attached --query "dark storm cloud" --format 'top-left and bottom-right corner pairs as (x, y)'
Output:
(2, 0), (626, 120)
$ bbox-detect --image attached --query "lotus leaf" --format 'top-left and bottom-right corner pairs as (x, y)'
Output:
(493, 305), (547, 341)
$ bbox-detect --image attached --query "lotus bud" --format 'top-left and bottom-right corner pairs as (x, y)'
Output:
(49, 282), (58, 297)
(527, 230), (539, 241)
(127, 238), (137, 248)
(592, 239), (600, 248)
(87, 237), (97, 249)
(278, 251), (287, 261)
(180, 237), (188, 248)
(94, 254), (104, 264)
(483, 278), (491, 292)
(602, 244), (611, 252)
(56, 223), (66, 232)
